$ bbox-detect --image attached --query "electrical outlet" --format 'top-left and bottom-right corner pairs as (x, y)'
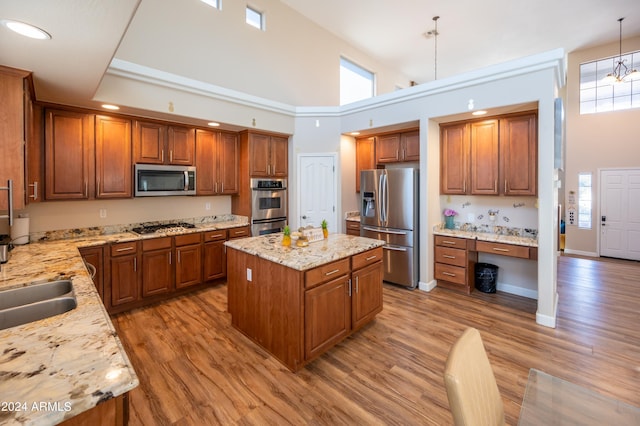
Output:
(246, 268), (252, 282)
(205, 202), (211, 211)
(467, 213), (475, 223)
(99, 209), (107, 218)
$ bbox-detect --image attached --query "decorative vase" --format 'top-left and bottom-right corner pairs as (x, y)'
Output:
(322, 228), (329, 239)
(282, 235), (291, 246)
(444, 216), (455, 230)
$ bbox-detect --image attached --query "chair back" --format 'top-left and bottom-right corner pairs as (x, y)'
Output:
(444, 327), (505, 426)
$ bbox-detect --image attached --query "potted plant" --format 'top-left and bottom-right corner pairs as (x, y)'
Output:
(321, 220), (328, 238)
(443, 208), (458, 230)
(282, 225), (291, 246)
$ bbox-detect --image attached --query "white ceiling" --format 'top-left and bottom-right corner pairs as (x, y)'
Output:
(0, 0), (638, 110)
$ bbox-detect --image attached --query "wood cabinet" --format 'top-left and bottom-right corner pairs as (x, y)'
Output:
(345, 220), (360, 236)
(351, 247), (383, 330)
(440, 112), (537, 196)
(203, 230), (227, 281)
(434, 235), (477, 294)
(141, 237), (173, 297)
(133, 120), (195, 165)
(95, 115), (132, 198)
(79, 246), (104, 302)
(60, 392), (129, 426)
(195, 129), (238, 195)
(227, 225), (250, 239)
(355, 137), (375, 192)
(0, 66), (33, 211)
(175, 233), (202, 289)
(44, 109), (95, 200)
(375, 130), (419, 164)
(247, 132), (288, 177)
(109, 241), (140, 307)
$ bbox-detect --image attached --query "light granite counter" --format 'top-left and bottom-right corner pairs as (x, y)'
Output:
(433, 228), (538, 247)
(225, 233), (385, 271)
(0, 216), (248, 425)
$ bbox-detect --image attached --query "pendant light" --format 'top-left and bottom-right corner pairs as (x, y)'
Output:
(424, 16), (440, 80)
(603, 18), (639, 84)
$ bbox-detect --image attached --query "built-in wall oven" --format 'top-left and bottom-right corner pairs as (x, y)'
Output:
(251, 178), (287, 236)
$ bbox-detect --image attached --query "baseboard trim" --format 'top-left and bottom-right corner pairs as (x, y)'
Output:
(536, 293), (558, 328)
(497, 282), (537, 299)
(563, 248), (598, 257)
(418, 280), (437, 292)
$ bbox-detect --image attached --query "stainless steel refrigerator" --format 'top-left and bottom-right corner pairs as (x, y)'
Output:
(360, 168), (419, 289)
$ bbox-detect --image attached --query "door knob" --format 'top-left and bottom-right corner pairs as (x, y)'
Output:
(302, 215), (307, 219)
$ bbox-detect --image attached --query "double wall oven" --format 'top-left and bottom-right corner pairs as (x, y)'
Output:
(251, 178), (287, 236)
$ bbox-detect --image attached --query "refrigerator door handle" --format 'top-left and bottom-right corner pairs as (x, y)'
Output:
(362, 226), (407, 235)
(383, 245), (408, 252)
(381, 173), (389, 224)
(377, 174), (384, 224)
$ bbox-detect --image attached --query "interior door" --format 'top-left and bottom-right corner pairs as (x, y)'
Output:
(600, 169), (640, 260)
(298, 155), (337, 232)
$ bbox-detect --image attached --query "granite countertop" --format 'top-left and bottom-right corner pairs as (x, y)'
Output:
(225, 233), (385, 271)
(433, 228), (538, 247)
(0, 217), (248, 425)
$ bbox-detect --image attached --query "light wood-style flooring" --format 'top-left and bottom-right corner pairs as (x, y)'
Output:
(112, 254), (640, 425)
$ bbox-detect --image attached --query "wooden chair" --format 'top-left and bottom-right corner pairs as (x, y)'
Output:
(443, 327), (505, 426)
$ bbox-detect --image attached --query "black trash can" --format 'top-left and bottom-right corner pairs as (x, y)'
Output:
(475, 263), (498, 293)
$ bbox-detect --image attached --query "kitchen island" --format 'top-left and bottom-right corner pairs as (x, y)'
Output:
(225, 233), (385, 372)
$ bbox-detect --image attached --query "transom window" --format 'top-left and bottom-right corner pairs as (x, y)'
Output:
(246, 6), (264, 30)
(200, 0), (220, 9)
(579, 51), (640, 114)
(340, 57), (375, 105)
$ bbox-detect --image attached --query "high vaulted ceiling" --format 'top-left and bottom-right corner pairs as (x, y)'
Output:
(0, 0), (638, 111)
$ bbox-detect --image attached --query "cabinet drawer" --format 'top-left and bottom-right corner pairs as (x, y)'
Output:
(435, 262), (467, 286)
(435, 235), (467, 249)
(228, 226), (250, 239)
(476, 241), (530, 259)
(434, 246), (467, 267)
(110, 241), (138, 257)
(175, 232), (201, 246)
(346, 221), (360, 231)
(305, 258), (350, 289)
(204, 230), (227, 242)
(352, 247), (383, 271)
(142, 237), (171, 252)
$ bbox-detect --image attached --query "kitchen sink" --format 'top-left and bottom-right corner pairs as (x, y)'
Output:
(0, 280), (77, 330)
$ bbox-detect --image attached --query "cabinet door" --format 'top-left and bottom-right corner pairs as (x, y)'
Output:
(95, 115), (132, 198)
(355, 137), (375, 192)
(402, 131), (420, 162)
(304, 275), (351, 360)
(142, 249), (173, 297)
(352, 262), (383, 331)
(133, 120), (166, 164)
(375, 134), (401, 164)
(45, 109), (94, 200)
(270, 136), (288, 177)
(249, 133), (270, 177)
(195, 129), (216, 195)
(79, 246), (104, 301)
(168, 126), (195, 165)
(175, 244), (202, 289)
(470, 119), (499, 195)
(440, 123), (468, 195)
(110, 254), (139, 307)
(218, 132), (239, 193)
(204, 240), (226, 281)
(25, 98), (43, 205)
(500, 114), (537, 196)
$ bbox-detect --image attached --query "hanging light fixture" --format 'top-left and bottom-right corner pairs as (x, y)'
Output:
(423, 16), (440, 80)
(603, 17), (639, 84)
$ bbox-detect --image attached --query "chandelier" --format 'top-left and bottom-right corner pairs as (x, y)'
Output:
(603, 18), (639, 84)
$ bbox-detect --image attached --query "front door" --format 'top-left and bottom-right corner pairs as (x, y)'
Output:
(600, 168), (640, 260)
(298, 154), (337, 232)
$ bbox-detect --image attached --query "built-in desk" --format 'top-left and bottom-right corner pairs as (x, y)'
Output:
(433, 229), (537, 294)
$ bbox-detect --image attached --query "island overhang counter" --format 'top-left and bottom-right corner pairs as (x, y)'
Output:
(224, 233), (385, 371)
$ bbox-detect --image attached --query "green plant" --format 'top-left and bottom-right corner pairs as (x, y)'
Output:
(321, 220), (328, 229)
(283, 225), (290, 236)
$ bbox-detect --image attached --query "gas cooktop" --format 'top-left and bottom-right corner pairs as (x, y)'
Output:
(131, 222), (196, 235)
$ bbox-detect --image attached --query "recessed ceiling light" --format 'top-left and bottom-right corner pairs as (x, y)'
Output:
(102, 104), (120, 110)
(472, 110), (487, 116)
(2, 20), (51, 40)
(208, 122), (220, 127)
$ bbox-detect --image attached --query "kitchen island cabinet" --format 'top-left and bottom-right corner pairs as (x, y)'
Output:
(226, 234), (385, 371)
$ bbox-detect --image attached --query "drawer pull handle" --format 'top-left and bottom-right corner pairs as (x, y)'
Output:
(492, 247), (510, 252)
(116, 246), (134, 252)
(325, 269), (340, 276)
(442, 255), (456, 259)
(442, 272), (456, 277)
(365, 255), (377, 261)
(441, 240), (457, 245)
(210, 234), (223, 239)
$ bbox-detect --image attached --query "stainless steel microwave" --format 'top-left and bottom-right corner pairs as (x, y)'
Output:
(134, 164), (196, 197)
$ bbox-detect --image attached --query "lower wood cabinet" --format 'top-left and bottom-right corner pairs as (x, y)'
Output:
(203, 230), (227, 281)
(79, 246), (104, 302)
(109, 241), (140, 308)
(351, 260), (383, 330)
(434, 235), (476, 294)
(175, 233), (202, 289)
(141, 237), (173, 297)
(345, 220), (360, 236)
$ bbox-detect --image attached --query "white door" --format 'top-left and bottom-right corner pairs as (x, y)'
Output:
(298, 154), (337, 233)
(600, 168), (640, 260)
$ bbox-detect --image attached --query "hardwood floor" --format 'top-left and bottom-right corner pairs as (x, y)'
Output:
(112, 254), (640, 425)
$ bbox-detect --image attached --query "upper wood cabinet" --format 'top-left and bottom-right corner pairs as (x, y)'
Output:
(355, 137), (375, 192)
(133, 120), (195, 165)
(95, 115), (132, 198)
(440, 112), (537, 196)
(375, 130), (420, 164)
(45, 109), (95, 200)
(195, 129), (238, 195)
(248, 132), (288, 177)
(0, 66), (33, 211)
